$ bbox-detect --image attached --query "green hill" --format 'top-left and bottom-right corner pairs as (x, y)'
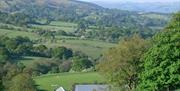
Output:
(0, 0), (103, 20)
(0, 0), (170, 42)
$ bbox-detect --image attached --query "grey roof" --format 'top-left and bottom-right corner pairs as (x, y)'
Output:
(74, 85), (109, 91)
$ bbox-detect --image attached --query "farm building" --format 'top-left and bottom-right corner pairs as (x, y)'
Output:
(55, 87), (65, 91)
(74, 85), (109, 91)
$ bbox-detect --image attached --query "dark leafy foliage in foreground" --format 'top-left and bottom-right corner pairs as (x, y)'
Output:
(138, 12), (180, 91)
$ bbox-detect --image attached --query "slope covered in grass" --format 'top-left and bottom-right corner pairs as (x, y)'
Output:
(34, 72), (106, 91)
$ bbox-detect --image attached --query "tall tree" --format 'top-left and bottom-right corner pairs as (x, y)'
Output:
(138, 12), (180, 91)
(0, 64), (4, 90)
(98, 34), (149, 90)
(52, 47), (73, 59)
(72, 57), (92, 72)
(7, 73), (36, 91)
(0, 47), (10, 63)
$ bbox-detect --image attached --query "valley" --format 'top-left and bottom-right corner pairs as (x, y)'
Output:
(0, 0), (179, 91)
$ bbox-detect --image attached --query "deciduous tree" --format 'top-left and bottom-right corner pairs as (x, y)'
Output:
(138, 12), (180, 91)
(7, 73), (36, 91)
(0, 47), (10, 63)
(72, 57), (92, 72)
(98, 34), (149, 90)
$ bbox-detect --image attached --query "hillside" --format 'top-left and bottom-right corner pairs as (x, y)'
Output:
(0, 0), (103, 20)
(0, 0), (103, 11)
(91, 1), (180, 13)
(0, 1), (179, 91)
(0, 0), (170, 42)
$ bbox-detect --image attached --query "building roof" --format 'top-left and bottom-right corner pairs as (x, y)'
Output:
(74, 85), (109, 91)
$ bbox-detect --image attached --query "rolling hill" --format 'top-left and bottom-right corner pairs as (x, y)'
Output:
(91, 1), (180, 13)
(0, 0), (171, 42)
(0, 1), (178, 91)
(0, 0), (103, 20)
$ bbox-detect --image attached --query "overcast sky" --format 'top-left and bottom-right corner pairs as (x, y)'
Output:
(79, 0), (180, 3)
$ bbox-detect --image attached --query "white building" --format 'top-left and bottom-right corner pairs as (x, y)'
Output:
(55, 87), (65, 91)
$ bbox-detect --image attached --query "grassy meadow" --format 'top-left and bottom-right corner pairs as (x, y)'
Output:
(17, 56), (50, 66)
(32, 21), (77, 33)
(34, 72), (106, 91)
(0, 29), (41, 40)
(40, 39), (116, 59)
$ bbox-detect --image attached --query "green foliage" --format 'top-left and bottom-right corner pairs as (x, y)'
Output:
(0, 11), (33, 27)
(24, 60), (58, 76)
(0, 0), (169, 43)
(7, 73), (36, 91)
(33, 45), (49, 57)
(0, 81), (3, 90)
(0, 64), (4, 90)
(0, 62), (36, 91)
(20, 57), (70, 75)
(17, 62), (25, 71)
(72, 57), (93, 72)
(75, 20), (89, 36)
(0, 1), (173, 91)
(98, 34), (149, 89)
(59, 61), (72, 72)
(2, 63), (21, 85)
(0, 47), (10, 63)
(138, 12), (180, 91)
(52, 47), (73, 59)
(78, 21), (89, 31)
(15, 44), (32, 56)
(0, 36), (33, 56)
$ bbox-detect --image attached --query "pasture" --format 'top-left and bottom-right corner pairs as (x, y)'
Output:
(32, 21), (77, 33)
(17, 56), (50, 66)
(0, 29), (41, 40)
(40, 39), (116, 59)
(34, 72), (106, 91)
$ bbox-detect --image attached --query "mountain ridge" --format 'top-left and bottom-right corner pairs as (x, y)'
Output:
(0, 0), (103, 17)
(90, 1), (180, 13)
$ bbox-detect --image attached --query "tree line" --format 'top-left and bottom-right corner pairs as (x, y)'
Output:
(98, 12), (180, 91)
(0, 11), (34, 27)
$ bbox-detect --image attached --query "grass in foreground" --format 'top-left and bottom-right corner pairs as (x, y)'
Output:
(34, 72), (106, 91)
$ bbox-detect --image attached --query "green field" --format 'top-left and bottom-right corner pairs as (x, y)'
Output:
(32, 21), (77, 33)
(50, 21), (77, 27)
(141, 13), (170, 20)
(32, 20), (100, 33)
(34, 72), (106, 91)
(0, 29), (41, 40)
(17, 56), (50, 66)
(41, 39), (116, 58)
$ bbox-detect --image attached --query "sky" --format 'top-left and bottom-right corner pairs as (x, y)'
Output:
(79, 0), (180, 3)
